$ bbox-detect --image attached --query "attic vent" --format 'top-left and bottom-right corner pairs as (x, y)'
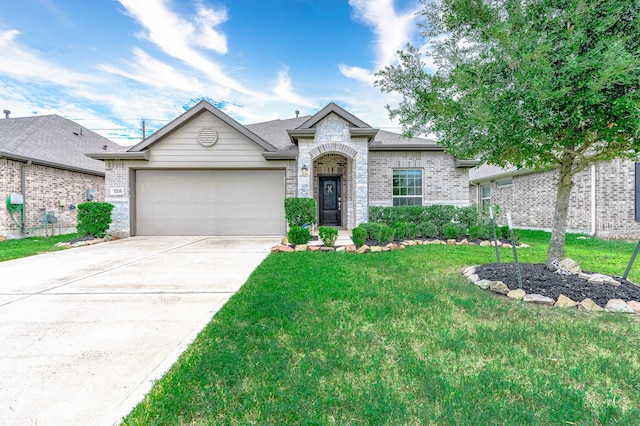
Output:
(198, 127), (218, 147)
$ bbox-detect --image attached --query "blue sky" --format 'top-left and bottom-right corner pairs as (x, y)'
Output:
(0, 0), (425, 145)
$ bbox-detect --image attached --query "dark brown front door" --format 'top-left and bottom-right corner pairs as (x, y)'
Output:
(319, 176), (341, 226)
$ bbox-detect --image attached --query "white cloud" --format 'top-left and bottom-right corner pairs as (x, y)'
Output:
(271, 69), (318, 109)
(348, 0), (420, 69)
(337, 65), (376, 84)
(118, 0), (257, 96)
(0, 29), (101, 86)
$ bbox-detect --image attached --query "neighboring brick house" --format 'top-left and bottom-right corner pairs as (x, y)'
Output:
(469, 160), (640, 239)
(89, 101), (477, 237)
(1, 114), (122, 239)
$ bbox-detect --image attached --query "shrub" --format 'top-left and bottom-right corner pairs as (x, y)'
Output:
(318, 226), (338, 247)
(443, 223), (463, 239)
(457, 205), (479, 229)
(284, 198), (316, 228)
(468, 225), (484, 240)
(359, 222), (382, 240)
(351, 226), (367, 246)
(381, 224), (395, 243)
(288, 226), (310, 245)
(416, 221), (438, 238)
(76, 202), (114, 238)
(406, 222), (417, 239)
(392, 222), (407, 239)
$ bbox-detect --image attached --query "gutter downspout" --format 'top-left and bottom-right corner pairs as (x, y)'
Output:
(589, 164), (596, 236)
(20, 160), (31, 233)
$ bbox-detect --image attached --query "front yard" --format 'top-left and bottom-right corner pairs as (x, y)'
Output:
(122, 230), (640, 425)
(0, 233), (78, 262)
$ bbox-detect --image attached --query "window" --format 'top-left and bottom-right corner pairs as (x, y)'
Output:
(393, 169), (423, 206)
(481, 184), (491, 208)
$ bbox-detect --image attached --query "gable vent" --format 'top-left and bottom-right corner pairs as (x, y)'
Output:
(198, 127), (218, 147)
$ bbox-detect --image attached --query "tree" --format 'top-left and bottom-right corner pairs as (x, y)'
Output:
(376, 0), (640, 268)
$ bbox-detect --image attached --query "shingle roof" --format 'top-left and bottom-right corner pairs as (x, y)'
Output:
(0, 115), (121, 175)
(371, 130), (439, 146)
(245, 116), (310, 150)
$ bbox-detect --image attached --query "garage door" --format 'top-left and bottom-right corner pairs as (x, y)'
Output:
(135, 170), (286, 236)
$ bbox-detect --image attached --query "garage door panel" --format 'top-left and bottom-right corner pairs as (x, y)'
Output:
(135, 170), (286, 236)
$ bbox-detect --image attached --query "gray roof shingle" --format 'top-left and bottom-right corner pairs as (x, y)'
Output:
(0, 115), (121, 175)
(245, 116), (310, 150)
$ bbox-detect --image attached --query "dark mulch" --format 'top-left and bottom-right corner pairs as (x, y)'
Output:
(67, 235), (96, 245)
(476, 263), (640, 307)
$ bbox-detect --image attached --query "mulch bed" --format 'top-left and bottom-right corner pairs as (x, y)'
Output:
(476, 263), (640, 307)
(67, 235), (97, 245)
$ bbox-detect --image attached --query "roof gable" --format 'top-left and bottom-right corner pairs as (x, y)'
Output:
(296, 102), (372, 129)
(128, 100), (277, 153)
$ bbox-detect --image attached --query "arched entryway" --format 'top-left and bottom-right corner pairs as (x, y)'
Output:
(313, 153), (354, 228)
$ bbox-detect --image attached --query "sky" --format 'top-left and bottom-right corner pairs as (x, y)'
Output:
(0, 0), (426, 145)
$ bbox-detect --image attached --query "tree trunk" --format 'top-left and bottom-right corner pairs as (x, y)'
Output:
(546, 165), (575, 269)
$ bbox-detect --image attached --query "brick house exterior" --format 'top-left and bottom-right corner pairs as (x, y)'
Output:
(91, 101), (476, 237)
(1, 115), (121, 239)
(469, 160), (640, 239)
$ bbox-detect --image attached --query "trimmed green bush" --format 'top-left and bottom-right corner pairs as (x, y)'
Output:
(406, 223), (417, 239)
(284, 198), (316, 227)
(76, 202), (114, 238)
(369, 205), (479, 230)
(443, 223), (462, 239)
(468, 225), (484, 240)
(381, 224), (395, 243)
(359, 223), (381, 240)
(351, 227), (367, 246)
(318, 226), (338, 247)
(392, 222), (407, 239)
(288, 226), (311, 245)
(416, 221), (439, 238)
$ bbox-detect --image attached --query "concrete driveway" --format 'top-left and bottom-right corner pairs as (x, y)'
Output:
(0, 236), (280, 426)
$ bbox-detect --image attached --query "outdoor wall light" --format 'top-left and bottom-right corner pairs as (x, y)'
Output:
(301, 164), (308, 177)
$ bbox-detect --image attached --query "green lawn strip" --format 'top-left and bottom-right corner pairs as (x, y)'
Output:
(124, 236), (640, 425)
(0, 233), (78, 262)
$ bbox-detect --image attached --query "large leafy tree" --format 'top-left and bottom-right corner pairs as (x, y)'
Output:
(376, 0), (640, 268)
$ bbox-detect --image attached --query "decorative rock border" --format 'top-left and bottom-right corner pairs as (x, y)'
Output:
(54, 235), (115, 248)
(272, 238), (529, 253)
(461, 265), (640, 315)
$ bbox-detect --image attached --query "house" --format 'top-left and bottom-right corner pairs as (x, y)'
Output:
(469, 161), (640, 239)
(0, 114), (121, 239)
(89, 101), (477, 237)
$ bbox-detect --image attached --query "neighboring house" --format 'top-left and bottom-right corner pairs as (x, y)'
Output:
(469, 161), (640, 239)
(89, 101), (477, 237)
(0, 114), (122, 239)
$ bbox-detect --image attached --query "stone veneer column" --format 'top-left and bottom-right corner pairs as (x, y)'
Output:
(104, 160), (131, 237)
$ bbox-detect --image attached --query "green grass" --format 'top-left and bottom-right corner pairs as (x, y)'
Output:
(0, 233), (78, 262)
(124, 230), (640, 425)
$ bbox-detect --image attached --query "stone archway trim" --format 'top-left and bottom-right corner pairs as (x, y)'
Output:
(308, 143), (358, 160)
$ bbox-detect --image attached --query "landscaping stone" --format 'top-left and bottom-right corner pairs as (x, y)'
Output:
(381, 247), (391, 251)
(336, 246), (346, 252)
(627, 300), (640, 313)
(55, 242), (71, 248)
(475, 279), (492, 290)
(605, 299), (635, 314)
(578, 273), (592, 280)
(295, 244), (308, 252)
(320, 246), (335, 252)
(557, 258), (581, 275)
(489, 281), (510, 295)
(555, 294), (578, 308)
(502, 243), (512, 249)
(270, 246), (279, 253)
(490, 240), (502, 247)
(397, 245), (406, 250)
(370, 246), (382, 252)
(479, 241), (491, 247)
(462, 266), (476, 276)
(523, 294), (555, 306)
(588, 276), (604, 285)
(457, 239), (469, 245)
(356, 245), (369, 254)
(577, 298), (605, 312)
(278, 245), (294, 253)
(345, 245), (357, 253)
(386, 243), (399, 250)
(466, 274), (479, 283)
(507, 289), (526, 300)
(447, 239), (456, 245)
(308, 246), (321, 252)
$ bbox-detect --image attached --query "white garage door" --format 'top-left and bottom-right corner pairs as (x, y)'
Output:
(135, 170), (286, 236)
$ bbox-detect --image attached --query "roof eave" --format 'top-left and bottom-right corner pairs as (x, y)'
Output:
(287, 129), (316, 144)
(262, 149), (298, 160)
(85, 151), (150, 161)
(368, 144), (444, 151)
(454, 159), (481, 169)
(0, 151), (105, 176)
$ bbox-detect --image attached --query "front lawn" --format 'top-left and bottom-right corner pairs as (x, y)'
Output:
(0, 233), (78, 262)
(124, 230), (640, 425)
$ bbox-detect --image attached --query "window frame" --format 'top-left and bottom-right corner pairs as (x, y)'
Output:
(392, 168), (423, 206)
(481, 183), (491, 208)
(496, 178), (513, 188)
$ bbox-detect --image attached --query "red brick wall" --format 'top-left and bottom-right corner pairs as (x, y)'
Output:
(1, 159), (105, 238)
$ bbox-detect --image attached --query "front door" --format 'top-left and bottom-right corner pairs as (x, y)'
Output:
(319, 176), (341, 226)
